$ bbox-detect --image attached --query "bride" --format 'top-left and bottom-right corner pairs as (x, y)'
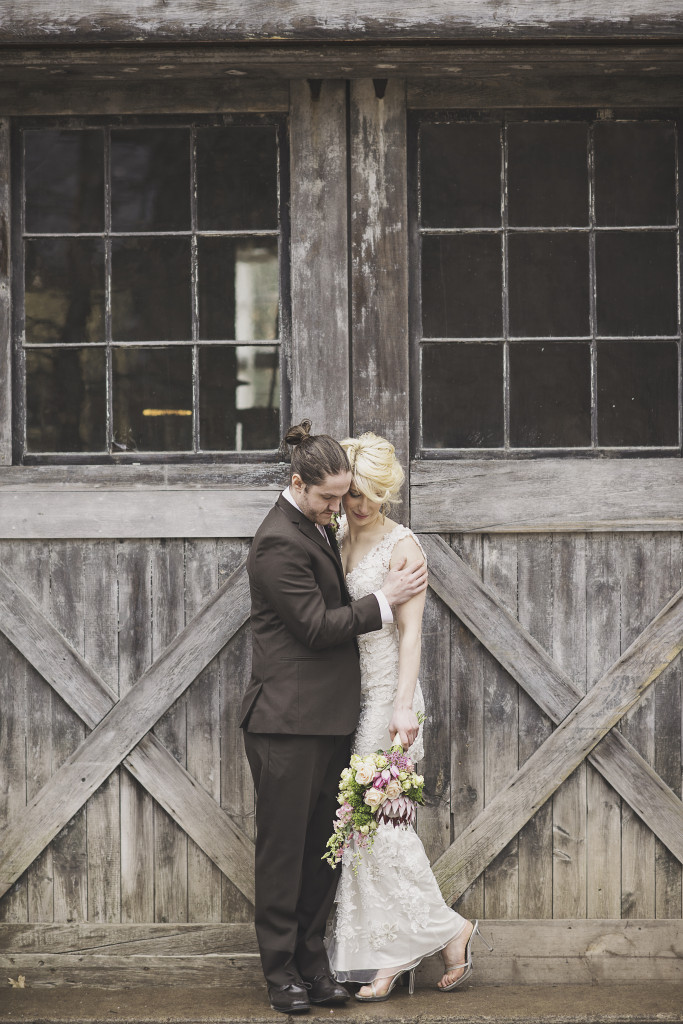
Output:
(325, 432), (487, 1000)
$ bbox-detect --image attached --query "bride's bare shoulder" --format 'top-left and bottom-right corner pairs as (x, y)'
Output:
(388, 530), (425, 569)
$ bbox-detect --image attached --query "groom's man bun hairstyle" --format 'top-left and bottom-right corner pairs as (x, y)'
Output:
(282, 419), (350, 487)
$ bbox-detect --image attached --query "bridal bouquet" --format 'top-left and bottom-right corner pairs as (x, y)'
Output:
(322, 744), (425, 869)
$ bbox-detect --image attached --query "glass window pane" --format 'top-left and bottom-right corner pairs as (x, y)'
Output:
(420, 122), (501, 228)
(595, 231), (678, 336)
(111, 237), (191, 341)
(594, 121), (677, 227)
(507, 122), (589, 227)
(26, 347), (106, 452)
(199, 344), (280, 450)
(510, 341), (591, 447)
(422, 342), (503, 447)
(111, 128), (190, 232)
(597, 341), (678, 446)
(24, 129), (104, 234)
(421, 235), (502, 337)
(25, 237), (105, 344)
(508, 233), (590, 337)
(196, 126), (278, 230)
(198, 238), (279, 340)
(112, 347), (193, 452)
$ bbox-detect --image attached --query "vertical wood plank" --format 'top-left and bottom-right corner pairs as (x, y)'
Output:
(0, 118), (10, 466)
(349, 79), (410, 520)
(585, 533), (622, 918)
(482, 535), (519, 919)
(0, 551), (27, 919)
(118, 540), (154, 923)
(517, 534), (553, 919)
(0, 542), (52, 921)
(289, 80), (349, 439)
(653, 533), (682, 919)
(49, 541), (88, 923)
(450, 533), (485, 921)
(83, 541), (121, 923)
(185, 538), (222, 923)
(218, 539), (254, 924)
(151, 539), (188, 923)
(417, 585), (451, 866)
(551, 534), (587, 919)
(620, 533), (657, 919)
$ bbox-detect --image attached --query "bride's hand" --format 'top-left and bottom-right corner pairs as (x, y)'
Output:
(388, 706), (419, 749)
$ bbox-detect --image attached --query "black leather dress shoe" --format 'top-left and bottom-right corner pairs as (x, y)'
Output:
(268, 981), (311, 1014)
(304, 974), (350, 1005)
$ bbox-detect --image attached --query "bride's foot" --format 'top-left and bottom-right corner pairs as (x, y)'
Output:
(437, 921), (474, 990)
(357, 969), (397, 999)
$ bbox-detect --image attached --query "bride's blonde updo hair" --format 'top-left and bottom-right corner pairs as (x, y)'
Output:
(340, 432), (404, 510)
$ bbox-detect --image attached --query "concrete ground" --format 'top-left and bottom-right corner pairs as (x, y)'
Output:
(1, 983), (681, 1024)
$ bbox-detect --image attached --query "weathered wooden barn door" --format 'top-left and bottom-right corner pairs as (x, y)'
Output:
(345, 80), (683, 981)
(1, 69), (682, 987)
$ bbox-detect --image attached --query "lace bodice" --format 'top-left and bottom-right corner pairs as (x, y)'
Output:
(338, 518), (425, 763)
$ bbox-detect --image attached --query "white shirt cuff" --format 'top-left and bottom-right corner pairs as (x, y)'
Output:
(375, 590), (394, 624)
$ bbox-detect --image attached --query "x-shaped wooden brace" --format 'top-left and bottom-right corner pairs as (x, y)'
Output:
(1, 538), (682, 910)
(422, 536), (683, 905)
(0, 560), (255, 904)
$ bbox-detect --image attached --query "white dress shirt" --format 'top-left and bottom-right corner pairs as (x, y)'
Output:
(282, 487), (393, 623)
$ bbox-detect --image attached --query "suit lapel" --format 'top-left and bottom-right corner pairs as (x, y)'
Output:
(275, 494), (350, 599)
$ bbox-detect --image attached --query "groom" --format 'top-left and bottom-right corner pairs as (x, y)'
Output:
(240, 422), (427, 1014)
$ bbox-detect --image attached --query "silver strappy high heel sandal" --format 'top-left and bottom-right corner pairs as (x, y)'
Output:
(438, 920), (492, 992)
(355, 965), (416, 1002)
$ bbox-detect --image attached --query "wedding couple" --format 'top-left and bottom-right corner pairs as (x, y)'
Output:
(240, 421), (484, 1014)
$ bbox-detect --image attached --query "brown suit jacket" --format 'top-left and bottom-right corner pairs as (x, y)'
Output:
(240, 493), (383, 735)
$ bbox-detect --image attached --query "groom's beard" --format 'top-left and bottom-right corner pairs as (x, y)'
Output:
(296, 494), (338, 528)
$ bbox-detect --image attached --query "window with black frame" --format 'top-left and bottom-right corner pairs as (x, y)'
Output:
(14, 116), (286, 460)
(413, 111), (682, 455)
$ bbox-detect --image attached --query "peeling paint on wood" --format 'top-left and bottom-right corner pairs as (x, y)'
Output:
(1, 2), (683, 44)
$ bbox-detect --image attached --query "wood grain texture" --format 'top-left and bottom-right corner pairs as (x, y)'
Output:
(349, 79), (410, 516)
(551, 535), (587, 919)
(2, 43), (683, 81)
(1, 2), (682, 43)
(0, 488), (279, 539)
(482, 536), (519, 918)
(0, 118), (9, 466)
(83, 542), (121, 923)
(289, 80), (349, 439)
(184, 540), (222, 923)
(0, 79), (288, 115)
(47, 542), (88, 925)
(423, 535), (683, 869)
(1, 920), (680, 987)
(449, 534), (485, 921)
(408, 74), (683, 108)
(0, 560), (252, 902)
(151, 541), (188, 923)
(432, 567), (683, 905)
(585, 534), (622, 919)
(217, 540), (255, 923)
(654, 534), (683, 918)
(411, 460), (683, 534)
(620, 535), (657, 919)
(516, 534), (553, 919)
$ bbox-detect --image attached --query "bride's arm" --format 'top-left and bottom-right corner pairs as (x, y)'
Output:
(388, 536), (427, 749)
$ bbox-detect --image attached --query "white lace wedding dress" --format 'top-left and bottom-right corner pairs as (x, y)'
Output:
(326, 519), (468, 984)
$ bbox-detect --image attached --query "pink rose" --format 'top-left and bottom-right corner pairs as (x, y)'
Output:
(385, 779), (401, 800)
(355, 763), (374, 786)
(364, 787), (386, 810)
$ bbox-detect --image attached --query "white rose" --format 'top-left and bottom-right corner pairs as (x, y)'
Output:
(398, 770), (408, 781)
(355, 764), (374, 786)
(364, 787), (386, 810)
(385, 779), (401, 800)
(402, 780), (412, 792)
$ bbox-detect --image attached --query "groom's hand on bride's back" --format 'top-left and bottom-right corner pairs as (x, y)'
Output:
(381, 556), (428, 608)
